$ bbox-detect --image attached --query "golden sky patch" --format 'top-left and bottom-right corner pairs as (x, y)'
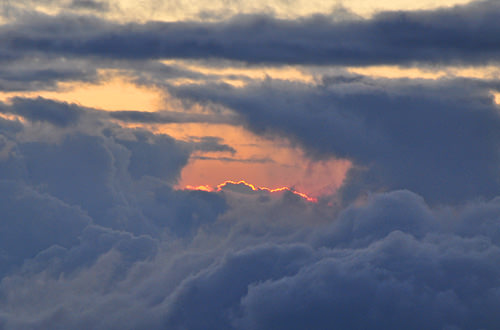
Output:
(110, 0), (475, 22)
(1, 0), (475, 23)
(493, 92), (500, 105)
(151, 122), (351, 197)
(347, 65), (500, 80)
(0, 74), (164, 111)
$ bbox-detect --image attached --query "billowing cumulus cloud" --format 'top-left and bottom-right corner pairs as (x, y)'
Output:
(1, 0), (500, 329)
(1, 185), (500, 329)
(1, 101), (500, 328)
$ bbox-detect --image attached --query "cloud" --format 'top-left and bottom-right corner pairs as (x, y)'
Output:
(148, 191), (500, 329)
(108, 110), (238, 125)
(0, 97), (85, 127)
(235, 231), (499, 330)
(173, 76), (500, 204)
(115, 130), (192, 182)
(190, 136), (236, 154)
(0, 180), (91, 276)
(192, 155), (273, 163)
(1, 188), (499, 329)
(0, 95), (499, 328)
(1, 1), (500, 328)
(0, 98), (232, 235)
(69, 0), (109, 11)
(2, 1), (500, 65)
(0, 56), (99, 91)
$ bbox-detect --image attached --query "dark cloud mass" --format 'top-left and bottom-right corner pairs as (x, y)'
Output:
(1, 1), (500, 329)
(1, 97), (500, 329)
(173, 77), (500, 204)
(2, 181), (500, 329)
(1, 97), (84, 126)
(2, 1), (500, 65)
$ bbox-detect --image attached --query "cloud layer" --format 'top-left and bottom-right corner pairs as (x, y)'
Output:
(174, 76), (500, 204)
(1, 97), (500, 329)
(2, 1), (500, 65)
(1, 1), (500, 329)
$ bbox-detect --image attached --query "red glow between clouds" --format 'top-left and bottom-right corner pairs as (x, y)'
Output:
(184, 180), (319, 203)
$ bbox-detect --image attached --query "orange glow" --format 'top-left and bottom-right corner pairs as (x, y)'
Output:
(0, 113), (24, 123)
(158, 122), (351, 197)
(184, 180), (318, 203)
(164, 123), (351, 197)
(347, 65), (500, 80)
(185, 184), (213, 192)
(494, 92), (500, 105)
(0, 73), (164, 112)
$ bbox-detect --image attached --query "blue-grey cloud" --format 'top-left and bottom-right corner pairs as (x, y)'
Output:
(173, 76), (500, 204)
(156, 190), (500, 330)
(108, 110), (238, 125)
(2, 1), (500, 65)
(190, 136), (236, 154)
(69, 0), (109, 11)
(1, 2), (500, 328)
(0, 98), (233, 236)
(0, 180), (91, 276)
(1, 188), (499, 329)
(0, 97), (84, 126)
(114, 130), (192, 182)
(0, 56), (99, 91)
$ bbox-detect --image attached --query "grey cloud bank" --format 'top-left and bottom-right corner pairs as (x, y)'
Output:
(1, 0), (500, 329)
(2, 1), (500, 65)
(0, 97), (500, 329)
(173, 77), (500, 204)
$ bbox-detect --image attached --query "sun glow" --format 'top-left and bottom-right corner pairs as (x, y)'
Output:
(0, 73), (164, 112)
(184, 180), (319, 203)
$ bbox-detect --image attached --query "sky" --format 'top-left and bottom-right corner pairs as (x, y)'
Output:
(1, 0), (500, 329)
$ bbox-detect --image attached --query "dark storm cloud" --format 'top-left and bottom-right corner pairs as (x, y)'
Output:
(173, 76), (500, 204)
(2, 0), (500, 65)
